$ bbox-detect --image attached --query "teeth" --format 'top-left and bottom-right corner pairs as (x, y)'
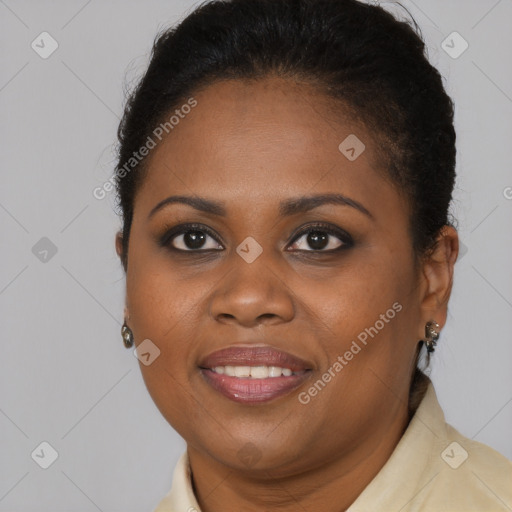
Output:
(250, 366), (269, 378)
(211, 365), (296, 378)
(234, 366), (251, 377)
(268, 366), (281, 377)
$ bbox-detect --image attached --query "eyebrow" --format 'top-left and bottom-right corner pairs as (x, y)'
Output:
(148, 193), (373, 220)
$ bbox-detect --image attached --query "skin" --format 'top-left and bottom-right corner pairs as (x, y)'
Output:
(116, 77), (458, 512)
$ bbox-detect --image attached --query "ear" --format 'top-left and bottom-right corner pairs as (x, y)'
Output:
(115, 231), (123, 257)
(116, 232), (130, 320)
(417, 226), (459, 338)
(115, 231), (127, 272)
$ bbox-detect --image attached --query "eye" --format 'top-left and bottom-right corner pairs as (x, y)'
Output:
(287, 223), (353, 252)
(160, 222), (353, 253)
(160, 223), (223, 252)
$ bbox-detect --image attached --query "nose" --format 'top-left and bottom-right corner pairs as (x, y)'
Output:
(209, 251), (295, 328)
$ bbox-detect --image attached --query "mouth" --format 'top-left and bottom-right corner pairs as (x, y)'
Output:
(198, 345), (313, 404)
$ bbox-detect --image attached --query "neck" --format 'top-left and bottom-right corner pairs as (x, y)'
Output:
(188, 398), (413, 512)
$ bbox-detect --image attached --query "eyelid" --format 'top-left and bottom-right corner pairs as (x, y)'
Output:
(287, 222), (353, 251)
(159, 222), (224, 250)
(160, 221), (353, 252)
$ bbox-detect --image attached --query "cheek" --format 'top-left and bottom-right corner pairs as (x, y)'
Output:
(127, 266), (202, 348)
(125, 214), (416, 359)
(126, 238), (413, 341)
(125, 260), (203, 435)
(125, 233), (198, 333)
(312, 255), (417, 381)
(316, 257), (410, 326)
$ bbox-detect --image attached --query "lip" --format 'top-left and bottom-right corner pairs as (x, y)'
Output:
(198, 345), (313, 404)
(199, 345), (313, 371)
(200, 369), (311, 403)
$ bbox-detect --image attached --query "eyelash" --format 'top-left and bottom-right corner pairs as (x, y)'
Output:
(159, 222), (354, 254)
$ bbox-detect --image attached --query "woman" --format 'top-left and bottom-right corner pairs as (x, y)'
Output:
(113, 0), (512, 510)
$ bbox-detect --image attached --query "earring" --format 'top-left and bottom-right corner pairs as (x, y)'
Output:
(424, 321), (440, 353)
(121, 321), (134, 348)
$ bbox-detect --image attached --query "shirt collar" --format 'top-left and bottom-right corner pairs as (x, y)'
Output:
(153, 448), (201, 512)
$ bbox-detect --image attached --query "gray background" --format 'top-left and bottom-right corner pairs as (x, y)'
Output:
(1, 0), (511, 510)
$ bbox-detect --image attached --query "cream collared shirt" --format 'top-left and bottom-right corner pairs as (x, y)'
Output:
(153, 383), (512, 511)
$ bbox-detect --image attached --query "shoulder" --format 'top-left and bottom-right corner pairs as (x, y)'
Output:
(404, 383), (512, 511)
(428, 422), (512, 511)
(348, 381), (512, 512)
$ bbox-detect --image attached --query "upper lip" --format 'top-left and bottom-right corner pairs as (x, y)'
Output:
(199, 345), (313, 372)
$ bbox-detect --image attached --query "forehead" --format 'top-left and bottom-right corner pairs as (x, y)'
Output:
(134, 77), (404, 221)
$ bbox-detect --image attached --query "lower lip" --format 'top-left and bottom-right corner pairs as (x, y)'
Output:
(200, 368), (311, 404)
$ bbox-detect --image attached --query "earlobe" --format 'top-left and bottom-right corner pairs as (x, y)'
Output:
(418, 226), (459, 331)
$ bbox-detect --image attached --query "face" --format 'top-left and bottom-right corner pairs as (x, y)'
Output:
(117, 77), (449, 476)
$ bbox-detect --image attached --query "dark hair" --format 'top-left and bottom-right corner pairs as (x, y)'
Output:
(114, 0), (456, 408)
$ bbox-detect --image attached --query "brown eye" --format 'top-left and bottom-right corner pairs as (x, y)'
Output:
(288, 223), (353, 252)
(160, 224), (223, 252)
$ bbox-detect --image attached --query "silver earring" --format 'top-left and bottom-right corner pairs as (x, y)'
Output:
(424, 321), (440, 353)
(121, 321), (134, 348)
